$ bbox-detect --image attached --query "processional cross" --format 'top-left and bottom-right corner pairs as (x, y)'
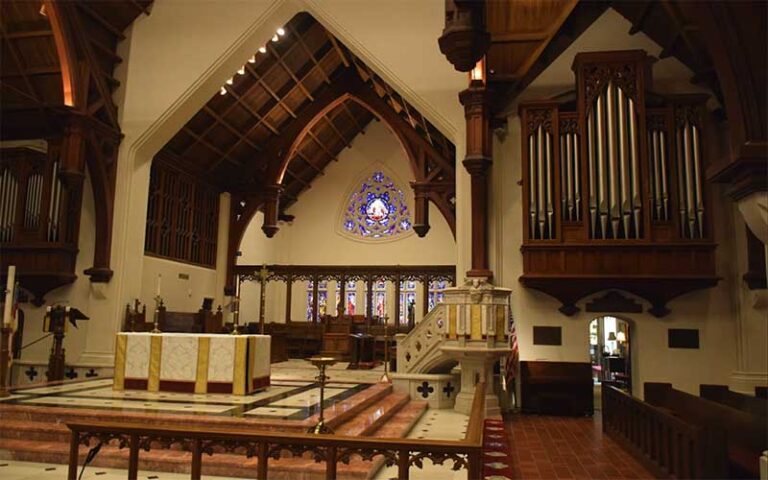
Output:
(258, 264), (271, 334)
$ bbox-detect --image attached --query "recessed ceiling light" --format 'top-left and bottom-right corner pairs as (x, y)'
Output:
(220, 86), (227, 95)
(272, 34), (279, 42)
(277, 27), (285, 36)
(248, 55), (256, 63)
(226, 77), (234, 85)
(237, 66), (245, 75)
(258, 47), (267, 54)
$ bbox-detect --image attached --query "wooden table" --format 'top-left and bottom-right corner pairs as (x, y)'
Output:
(113, 333), (270, 394)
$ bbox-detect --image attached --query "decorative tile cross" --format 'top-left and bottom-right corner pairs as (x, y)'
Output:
(416, 381), (434, 399)
(85, 368), (99, 378)
(442, 382), (455, 398)
(24, 366), (38, 381)
(65, 368), (78, 380)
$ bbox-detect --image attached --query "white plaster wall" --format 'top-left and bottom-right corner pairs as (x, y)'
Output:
(492, 8), (743, 397)
(237, 121), (456, 323)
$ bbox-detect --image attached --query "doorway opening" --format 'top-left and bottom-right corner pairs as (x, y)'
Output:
(589, 316), (631, 393)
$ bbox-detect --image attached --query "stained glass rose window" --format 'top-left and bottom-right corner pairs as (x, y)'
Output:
(342, 171), (412, 238)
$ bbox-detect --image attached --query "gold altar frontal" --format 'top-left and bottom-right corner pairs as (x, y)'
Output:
(113, 333), (271, 395)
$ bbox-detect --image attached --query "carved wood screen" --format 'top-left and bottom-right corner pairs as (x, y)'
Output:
(144, 160), (219, 267)
(519, 50), (717, 317)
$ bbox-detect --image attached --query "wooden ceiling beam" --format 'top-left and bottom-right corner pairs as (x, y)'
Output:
(283, 167), (310, 186)
(88, 36), (123, 64)
(75, 3), (126, 41)
(222, 84), (280, 135)
(628, 2), (654, 35)
(244, 63), (298, 119)
(287, 24), (331, 84)
(325, 28), (350, 67)
(202, 105), (262, 152)
(127, 0), (152, 17)
(1, 29), (53, 39)
(2, 65), (61, 77)
(295, 150), (324, 174)
(341, 102), (365, 132)
(323, 114), (352, 148)
(183, 126), (243, 166)
(306, 130), (338, 162)
(266, 43), (314, 102)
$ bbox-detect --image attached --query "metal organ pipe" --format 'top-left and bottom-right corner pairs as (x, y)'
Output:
(607, 83), (620, 237)
(528, 134), (536, 238)
(692, 125), (704, 238)
(596, 92), (608, 238)
(618, 88), (631, 236)
(659, 131), (669, 220)
(536, 126), (545, 239)
(545, 131), (553, 237)
(0, 170), (18, 242)
(682, 124), (696, 238)
(587, 112), (596, 237)
(48, 161), (62, 242)
(628, 98), (641, 237)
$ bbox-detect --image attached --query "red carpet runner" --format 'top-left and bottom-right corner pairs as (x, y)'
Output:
(481, 418), (514, 480)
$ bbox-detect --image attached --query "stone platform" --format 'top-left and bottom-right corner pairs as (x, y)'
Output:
(0, 371), (428, 479)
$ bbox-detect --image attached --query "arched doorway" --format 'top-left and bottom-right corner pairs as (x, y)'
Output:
(589, 316), (632, 395)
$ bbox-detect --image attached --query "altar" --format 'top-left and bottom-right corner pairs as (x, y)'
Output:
(113, 333), (270, 395)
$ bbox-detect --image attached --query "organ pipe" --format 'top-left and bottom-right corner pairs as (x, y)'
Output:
(522, 52), (710, 244)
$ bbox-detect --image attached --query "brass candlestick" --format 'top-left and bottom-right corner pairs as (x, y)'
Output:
(151, 295), (163, 334)
(231, 274), (241, 335)
(307, 356), (337, 434)
(379, 317), (391, 383)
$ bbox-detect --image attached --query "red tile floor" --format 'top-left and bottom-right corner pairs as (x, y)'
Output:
(503, 412), (656, 480)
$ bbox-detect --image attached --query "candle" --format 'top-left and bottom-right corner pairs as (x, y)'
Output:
(156, 274), (162, 297)
(3, 265), (14, 327)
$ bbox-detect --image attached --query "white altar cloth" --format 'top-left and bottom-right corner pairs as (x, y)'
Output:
(114, 333), (270, 395)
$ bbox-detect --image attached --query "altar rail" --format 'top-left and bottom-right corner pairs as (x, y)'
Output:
(66, 383), (485, 480)
(602, 384), (727, 479)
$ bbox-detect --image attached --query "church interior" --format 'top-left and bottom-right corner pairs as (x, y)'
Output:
(0, 1), (766, 479)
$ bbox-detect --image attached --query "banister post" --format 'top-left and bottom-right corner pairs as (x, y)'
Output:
(397, 448), (409, 480)
(190, 438), (202, 480)
(325, 445), (337, 480)
(257, 441), (268, 480)
(128, 434), (139, 480)
(67, 428), (79, 480)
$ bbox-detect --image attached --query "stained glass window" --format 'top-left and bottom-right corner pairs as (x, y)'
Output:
(365, 281), (388, 320)
(399, 280), (417, 325)
(335, 280), (357, 315)
(342, 171), (412, 239)
(428, 280), (448, 311)
(306, 281), (328, 321)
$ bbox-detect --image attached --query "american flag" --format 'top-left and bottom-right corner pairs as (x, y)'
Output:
(504, 298), (519, 387)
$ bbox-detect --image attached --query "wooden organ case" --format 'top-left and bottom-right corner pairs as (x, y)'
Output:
(519, 50), (718, 317)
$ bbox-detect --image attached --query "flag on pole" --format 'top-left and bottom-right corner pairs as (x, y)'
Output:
(504, 297), (519, 385)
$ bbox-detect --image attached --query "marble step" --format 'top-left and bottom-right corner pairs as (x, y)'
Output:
(0, 395), (429, 480)
(0, 382), (393, 436)
(334, 391), (410, 437)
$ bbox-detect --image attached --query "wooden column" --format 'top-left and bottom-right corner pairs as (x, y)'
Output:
(312, 276), (319, 323)
(411, 182), (431, 237)
(261, 183), (282, 238)
(394, 275), (401, 326)
(459, 79), (494, 279)
(365, 277), (373, 328)
(338, 277), (346, 316)
(285, 275), (293, 323)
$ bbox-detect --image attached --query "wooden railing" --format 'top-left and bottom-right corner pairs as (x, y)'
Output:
(602, 385), (727, 479)
(66, 383), (486, 480)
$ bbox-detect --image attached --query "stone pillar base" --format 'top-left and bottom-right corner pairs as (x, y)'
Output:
(450, 354), (502, 416)
(730, 370), (768, 394)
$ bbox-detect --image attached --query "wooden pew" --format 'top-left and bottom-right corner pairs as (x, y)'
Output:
(700, 384), (768, 418)
(602, 384), (728, 479)
(520, 361), (593, 416)
(646, 382), (767, 478)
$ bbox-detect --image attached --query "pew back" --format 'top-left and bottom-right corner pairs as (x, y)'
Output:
(645, 382), (767, 478)
(700, 384), (767, 418)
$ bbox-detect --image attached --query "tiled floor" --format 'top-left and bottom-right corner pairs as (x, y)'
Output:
(374, 409), (470, 480)
(0, 461), (233, 480)
(0, 364), (373, 420)
(504, 413), (655, 480)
